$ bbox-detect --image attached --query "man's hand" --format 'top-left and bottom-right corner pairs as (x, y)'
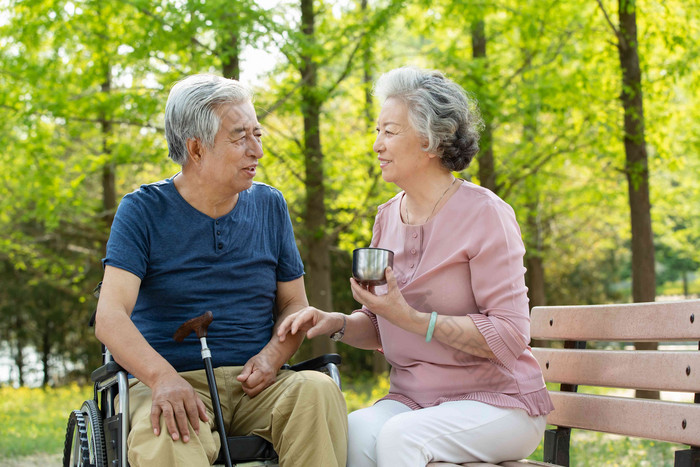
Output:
(237, 351), (280, 398)
(150, 372), (209, 442)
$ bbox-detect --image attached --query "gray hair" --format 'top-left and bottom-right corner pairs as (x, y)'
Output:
(164, 74), (253, 165)
(373, 67), (484, 171)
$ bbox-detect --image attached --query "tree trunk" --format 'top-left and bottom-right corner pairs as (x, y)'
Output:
(527, 254), (547, 348)
(221, 32), (240, 80)
(300, 0), (335, 357)
(619, 0), (655, 305)
(361, 0), (388, 375)
(471, 18), (496, 193)
(12, 315), (25, 387)
(617, 0), (657, 399)
(14, 345), (24, 387)
(101, 69), (116, 233)
(41, 325), (51, 387)
(527, 255), (546, 309)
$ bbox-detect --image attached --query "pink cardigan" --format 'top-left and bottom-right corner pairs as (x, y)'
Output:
(356, 181), (554, 417)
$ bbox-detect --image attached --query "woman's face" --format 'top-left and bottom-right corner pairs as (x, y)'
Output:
(373, 97), (429, 185)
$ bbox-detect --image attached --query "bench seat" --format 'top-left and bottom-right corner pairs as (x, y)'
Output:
(428, 461), (559, 466)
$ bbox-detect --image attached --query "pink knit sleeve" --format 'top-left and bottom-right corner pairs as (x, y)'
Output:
(466, 200), (531, 371)
(352, 308), (381, 348)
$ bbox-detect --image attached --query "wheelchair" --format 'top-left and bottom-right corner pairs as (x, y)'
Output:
(63, 297), (342, 467)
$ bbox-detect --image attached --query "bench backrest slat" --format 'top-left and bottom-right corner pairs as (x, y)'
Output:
(532, 348), (700, 392)
(547, 391), (700, 446)
(531, 300), (700, 341)
(530, 299), (700, 465)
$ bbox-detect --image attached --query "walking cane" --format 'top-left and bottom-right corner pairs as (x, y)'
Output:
(173, 311), (233, 467)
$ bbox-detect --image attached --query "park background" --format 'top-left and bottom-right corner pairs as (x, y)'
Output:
(0, 0), (698, 464)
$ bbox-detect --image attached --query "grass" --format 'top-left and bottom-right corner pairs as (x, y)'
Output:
(0, 379), (687, 465)
(527, 430), (678, 466)
(0, 384), (92, 458)
(524, 383), (686, 466)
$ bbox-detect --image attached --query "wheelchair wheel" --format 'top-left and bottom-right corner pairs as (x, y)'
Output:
(63, 400), (108, 466)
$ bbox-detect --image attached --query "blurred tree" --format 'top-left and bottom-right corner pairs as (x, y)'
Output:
(256, 0), (402, 359)
(593, 0), (700, 398)
(0, 0), (287, 382)
(654, 156), (700, 298)
(409, 0), (631, 309)
(596, 0), (656, 305)
(0, 0), (698, 385)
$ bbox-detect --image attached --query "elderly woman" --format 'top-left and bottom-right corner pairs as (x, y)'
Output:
(277, 67), (553, 466)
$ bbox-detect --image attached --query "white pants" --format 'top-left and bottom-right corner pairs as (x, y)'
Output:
(347, 399), (546, 467)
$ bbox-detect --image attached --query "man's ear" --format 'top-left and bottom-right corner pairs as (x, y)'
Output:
(185, 138), (203, 163)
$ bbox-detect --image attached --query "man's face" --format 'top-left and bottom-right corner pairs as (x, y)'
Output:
(199, 101), (263, 195)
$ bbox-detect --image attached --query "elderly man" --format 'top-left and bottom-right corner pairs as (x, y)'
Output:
(94, 74), (347, 467)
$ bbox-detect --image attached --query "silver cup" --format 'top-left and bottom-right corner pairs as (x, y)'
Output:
(352, 248), (394, 286)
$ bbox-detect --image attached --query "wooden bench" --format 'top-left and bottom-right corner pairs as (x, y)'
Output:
(429, 299), (700, 467)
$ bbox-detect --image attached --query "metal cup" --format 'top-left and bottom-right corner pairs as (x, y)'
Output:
(352, 248), (394, 286)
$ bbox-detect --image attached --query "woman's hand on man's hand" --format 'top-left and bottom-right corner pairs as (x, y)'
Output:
(277, 306), (342, 341)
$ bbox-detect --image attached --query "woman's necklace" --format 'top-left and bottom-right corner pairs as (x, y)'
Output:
(405, 177), (457, 225)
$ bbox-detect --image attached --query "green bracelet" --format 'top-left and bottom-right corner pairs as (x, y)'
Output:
(425, 311), (438, 343)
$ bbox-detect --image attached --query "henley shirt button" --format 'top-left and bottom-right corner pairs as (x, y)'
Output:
(410, 264), (414, 268)
(402, 279), (407, 284)
(217, 231), (221, 235)
(218, 243), (223, 249)
(411, 248), (417, 254)
(412, 233), (418, 238)
(215, 220), (219, 225)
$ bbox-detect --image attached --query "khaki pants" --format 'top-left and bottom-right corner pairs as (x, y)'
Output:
(125, 367), (347, 467)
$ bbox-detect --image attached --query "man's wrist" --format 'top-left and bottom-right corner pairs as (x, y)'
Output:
(260, 340), (294, 370)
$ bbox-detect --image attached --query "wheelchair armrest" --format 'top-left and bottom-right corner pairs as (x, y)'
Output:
(91, 360), (126, 383)
(288, 353), (341, 371)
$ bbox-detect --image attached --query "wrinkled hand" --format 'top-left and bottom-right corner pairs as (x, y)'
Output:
(350, 267), (412, 325)
(237, 351), (279, 397)
(276, 306), (338, 341)
(150, 372), (209, 442)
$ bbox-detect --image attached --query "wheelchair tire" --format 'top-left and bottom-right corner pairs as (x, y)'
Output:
(63, 409), (89, 466)
(82, 400), (108, 466)
(63, 400), (108, 467)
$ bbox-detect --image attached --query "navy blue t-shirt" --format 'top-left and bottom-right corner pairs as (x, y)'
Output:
(103, 177), (305, 372)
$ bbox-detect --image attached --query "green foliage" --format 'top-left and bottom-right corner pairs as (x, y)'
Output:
(342, 372), (391, 412)
(1, 0), (698, 383)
